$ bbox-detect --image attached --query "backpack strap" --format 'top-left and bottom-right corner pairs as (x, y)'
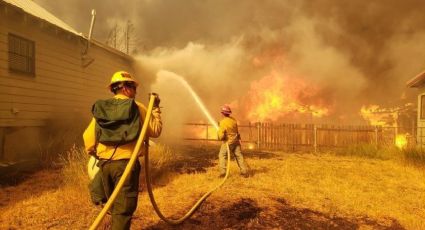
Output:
(100, 131), (128, 164)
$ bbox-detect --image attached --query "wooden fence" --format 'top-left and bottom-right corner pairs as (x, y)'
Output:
(183, 122), (416, 151)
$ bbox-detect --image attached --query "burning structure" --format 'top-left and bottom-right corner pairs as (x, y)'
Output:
(0, 0), (135, 166)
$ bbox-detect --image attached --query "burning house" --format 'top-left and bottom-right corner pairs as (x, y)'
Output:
(0, 0), (135, 167)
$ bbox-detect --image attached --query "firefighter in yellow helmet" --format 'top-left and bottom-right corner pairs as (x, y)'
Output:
(217, 105), (248, 177)
(83, 71), (162, 230)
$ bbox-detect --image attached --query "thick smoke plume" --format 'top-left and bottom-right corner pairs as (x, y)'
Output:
(35, 0), (425, 127)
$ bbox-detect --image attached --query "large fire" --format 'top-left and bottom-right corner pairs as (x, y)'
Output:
(243, 70), (329, 122)
(360, 104), (398, 127)
(360, 103), (413, 127)
(360, 103), (415, 149)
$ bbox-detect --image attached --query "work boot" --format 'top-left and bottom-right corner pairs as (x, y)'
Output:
(219, 173), (226, 178)
(241, 173), (249, 178)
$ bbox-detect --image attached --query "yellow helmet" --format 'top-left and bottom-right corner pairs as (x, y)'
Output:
(108, 71), (139, 90)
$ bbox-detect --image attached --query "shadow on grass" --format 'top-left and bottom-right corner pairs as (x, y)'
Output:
(0, 160), (41, 186)
(0, 172), (34, 187)
(142, 198), (405, 230)
(0, 168), (63, 209)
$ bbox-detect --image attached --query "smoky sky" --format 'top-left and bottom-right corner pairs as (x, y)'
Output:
(34, 0), (425, 124)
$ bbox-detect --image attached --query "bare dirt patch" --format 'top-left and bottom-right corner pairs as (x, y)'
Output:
(0, 169), (62, 208)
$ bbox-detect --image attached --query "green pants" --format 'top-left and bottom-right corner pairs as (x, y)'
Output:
(100, 159), (141, 230)
(219, 143), (248, 175)
(89, 171), (107, 205)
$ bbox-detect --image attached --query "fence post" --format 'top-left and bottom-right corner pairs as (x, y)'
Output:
(257, 122), (260, 150)
(394, 126), (398, 145)
(313, 124), (317, 153)
(248, 121), (252, 142)
(206, 124), (209, 141)
(374, 126), (378, 147)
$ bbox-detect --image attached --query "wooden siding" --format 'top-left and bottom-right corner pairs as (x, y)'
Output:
(0, 11), (135, 127)
(417, 91), (425, 145)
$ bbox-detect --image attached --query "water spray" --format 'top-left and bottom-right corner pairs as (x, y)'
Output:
(157, 70), (219, 130)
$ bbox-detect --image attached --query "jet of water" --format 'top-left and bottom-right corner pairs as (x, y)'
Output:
(156, 70), (219, 130)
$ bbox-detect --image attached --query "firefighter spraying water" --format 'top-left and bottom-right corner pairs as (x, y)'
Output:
(217, 105), (249, 177)
(156, 70), (249, 176)
(85, 71), (162, 229)
(88, 70), (232, 229)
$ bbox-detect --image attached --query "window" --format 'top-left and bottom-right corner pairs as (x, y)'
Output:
(421, 95), (425, 120)
(8, 34), (35, 75)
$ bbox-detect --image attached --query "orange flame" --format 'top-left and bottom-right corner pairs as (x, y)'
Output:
(395, 134), (408, 150)
(244, 70), (329, 122)
(360, 104), (398, 127)
(247, 143), (255, 150)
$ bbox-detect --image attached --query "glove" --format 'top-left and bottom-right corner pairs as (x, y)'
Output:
(149, 92), (161, 107)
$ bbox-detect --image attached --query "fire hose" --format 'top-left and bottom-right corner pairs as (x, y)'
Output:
(90, 95), (231, 229)
(144, 139), (230, 225)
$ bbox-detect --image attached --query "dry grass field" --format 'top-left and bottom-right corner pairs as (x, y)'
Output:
(0, 144), (424, 229)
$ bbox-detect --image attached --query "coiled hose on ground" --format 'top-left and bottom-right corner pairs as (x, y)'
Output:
(90, 95), (231, 229)
(144, 140), (230, 225)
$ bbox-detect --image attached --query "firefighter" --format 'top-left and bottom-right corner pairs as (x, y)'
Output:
(217, 105), (248, 177)
(83, 71), (162, 230)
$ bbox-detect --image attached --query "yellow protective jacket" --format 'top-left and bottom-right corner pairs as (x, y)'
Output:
(83, 94), (162, 160)
(217, 116), (240, 145)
